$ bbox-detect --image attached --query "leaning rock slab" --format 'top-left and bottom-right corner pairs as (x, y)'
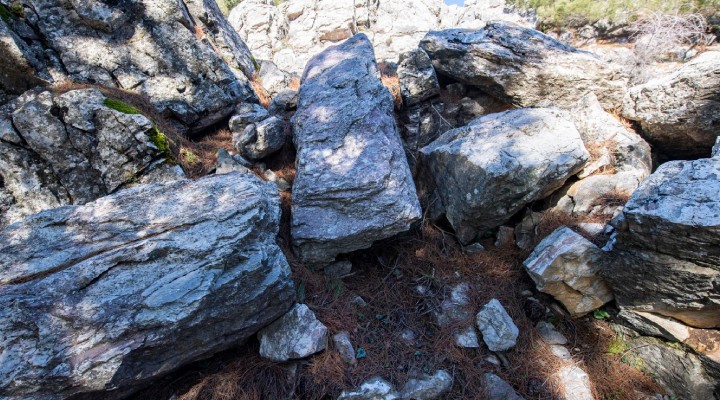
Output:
(420, 22), (625, 109)
(476, 299), (519, 352)
(623, 51), (720, 159)
(604, 158), (720, 328)
(291, 34), (421, 263)
(259, 303), (328, 362)
(524, 227), (614, 316)
(420, 108), (588, 243)
(0, 173), (295, 399)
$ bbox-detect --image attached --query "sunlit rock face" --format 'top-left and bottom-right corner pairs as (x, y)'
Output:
(419, 107), (589, 244)
(2, 0), (258, 135)
(291, 34), (421, 264)
(419, 22), (626, 110)
(604, 158), (720, 329)
(0, 173), (294, 400)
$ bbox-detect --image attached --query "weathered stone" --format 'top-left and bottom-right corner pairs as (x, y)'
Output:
(476, 299), (519, 352)
(229, 103), (270, 134)
(0, 89), (166, 228)
(0, 172), (294, 399)
(259, 60), (297, 97)
(399, 370), (453, 400)
(233, 115), (286, 160)
(291, 34), (421, 264)
(337, 377), (399, 400)
(420, 108), (588, 244)
(435, 283), (479, 348)
(617, 310), (691, 343)
(556, 366), (593, 400)
(324, 261), (353, 278)
(269, 89), (298, 115)
(536, 321), (568, 345)
(258, 304), (328, 362)
(550, 345), (572, 360)
(604, 158), (720, 328)
(494, 226), (515, 248)
(483, 373), (524, 400)
(524, 227), (613, 316)
(623, 51), (720, 158)
(397, 48), (440, 107)
(333, 331), (357, 366)
(4, 0), (257, 135)
(420, 23), (626, 109)
(515, 210), (543, 251)
(215, 149), (252, 175)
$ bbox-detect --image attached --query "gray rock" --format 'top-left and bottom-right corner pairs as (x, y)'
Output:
(623, 51), (720, 158)
(399, 100), (453, 153)
(332, 331), (357, 366)
(0, 172), (294, 399)
(536, 321), (568, 345)
(463, 242), (486, 254)
(419, 108), (588, 244)
(269, 89), (299, 115)
(420, 22), (626, 109)
(476, 299), (519, 352)
(617, 310), (691, 343)
(604, 158), (720, 328)
(130, 162), (187, 186)
(4, 0), (257, 135)
(261, 169), (292, 192)
(524, 227), (613, 316)
(258, 304), (328, 362)
(0, 89), (166, 228)
(550, 345), (572, 360)
(494, 226), (515, 248)
(233, 115), (286, 160)
(397, 48), (440, 107)
(337, 377), (399, 400)
(216, 149), (252, 175)
(515, 210), (543, 251)
(324, 261), (353, 278)
(556, 366), (593, 400)
(483, 373), (524, 400)
(230, 103), (271, 134)
(291, 34), (421, 264)
(435, 283), (480, 348)
(259, 59), (297, 97)
(713, 137), (720, 158)
(399, 370), (453, 400)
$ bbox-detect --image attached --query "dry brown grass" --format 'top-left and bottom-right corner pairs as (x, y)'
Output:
(251, 77), (272, 109)
(378, 62), (403, 111)
(289, 77), (301, 91)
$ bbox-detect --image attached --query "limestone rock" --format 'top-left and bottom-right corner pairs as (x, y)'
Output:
(420, 22), (626, 109)
(291, 34), (421, 264)
(523, 227), (614, 316)
(623, 51), (720, 158)
(0, 89), (165, 228)
(397, 48), (440, 107)
(399, 370), (453, 400)
(0, 172), (295, 399)
(476, 299), (519, 352)
(556, 366), (593, 400)
(4, 0), (258, 135)
(258, 304), (328, 362)
(337, 377), (399, 400)
(483, 373), (524, 400)
(604, 158), (720, 328)
(419, 108), (588, 244)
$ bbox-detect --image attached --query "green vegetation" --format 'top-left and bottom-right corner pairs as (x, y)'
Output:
(149, 127), (170, 156)
(593, 309), (610, 319)
(510, 0), (720, 26)
(0, 4), (12, 24)
(180, 148), (199, 167)
(607, 336), (627, 355)
(273, 0), (285, 6)
(103, 98), (141, 115)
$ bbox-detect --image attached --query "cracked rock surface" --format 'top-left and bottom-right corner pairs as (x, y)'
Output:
(291, 34), (421, 264)
(0, 172), (295, 400)
(2, 0), (257, 135)
(259, 303), (328, 362)
(419, 107), (589, 244)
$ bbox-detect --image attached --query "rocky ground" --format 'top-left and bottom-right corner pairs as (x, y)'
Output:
(1, 0), (719, 400)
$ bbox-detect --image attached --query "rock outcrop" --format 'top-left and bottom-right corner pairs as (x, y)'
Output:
(604, 158), (720, 329)
(420, 22), (626, 109)
(291, 34), (421, 264)
(419, 107), (588, 244)
(0, 88), (177, 228)
(524, 227), (613, 316)
(623, 51), (720, 159)
(2, 0), (258, 134)
(0, 172), (295, 399)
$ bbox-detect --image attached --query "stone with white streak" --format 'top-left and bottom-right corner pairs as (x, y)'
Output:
(259, 304), (328, 362)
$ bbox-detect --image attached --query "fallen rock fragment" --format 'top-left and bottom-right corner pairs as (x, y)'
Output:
(259, 304), (328, 362)
(476, 299), (519, 352)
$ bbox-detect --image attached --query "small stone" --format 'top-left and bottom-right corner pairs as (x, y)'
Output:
(216, 149), (251, 175)
(494, 226), (515, 248)
(483, 373), (525, 400)
(462, 243), (486, 254)
(400, 329), (417, 343)
(324, 261), (352, 278)
(333, 331), (356, 366)
(484, 354), (501, 366)
(337, 377), (398, 400)
(521, 290), (533, 297)
(400, 370), (453, 400)
(258, 304), (328, 362)
(476, 299), (519, 352)
(351, 296), (368, 308)
(575, 222), (606, 237)
(454, 326), (480, 348)
(556, 365), (593, 400)
(536, 321), (568, 345)
(550, 345), (572, 360)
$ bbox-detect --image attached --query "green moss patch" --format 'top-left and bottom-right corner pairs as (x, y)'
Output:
(0, 4), (12, 24)
(103, 98), (142, 115)
(149, 126), (170, 155)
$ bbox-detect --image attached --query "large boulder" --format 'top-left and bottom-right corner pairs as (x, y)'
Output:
(419, 22), (626, 109)
(524, 227), (613, 316)
(291, 34), (421, 264)
(0, 172), (295, 399)
(623, 51), (720, 159)
(419, 107), (589, 244)
(0, 88), (179, 228)
(2, 0), (258, 135)
(604, 158), (720, 328)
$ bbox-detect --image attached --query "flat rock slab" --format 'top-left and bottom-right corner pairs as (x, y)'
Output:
(0, 173), (295, 399)
(291, 34), (421, 264)
(420, 22), (626, 109)
(420, 107), (588, 243)
(605, 158), (720, 328)
(258, 303), (328, 362)
(524, 227), (613, 316)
